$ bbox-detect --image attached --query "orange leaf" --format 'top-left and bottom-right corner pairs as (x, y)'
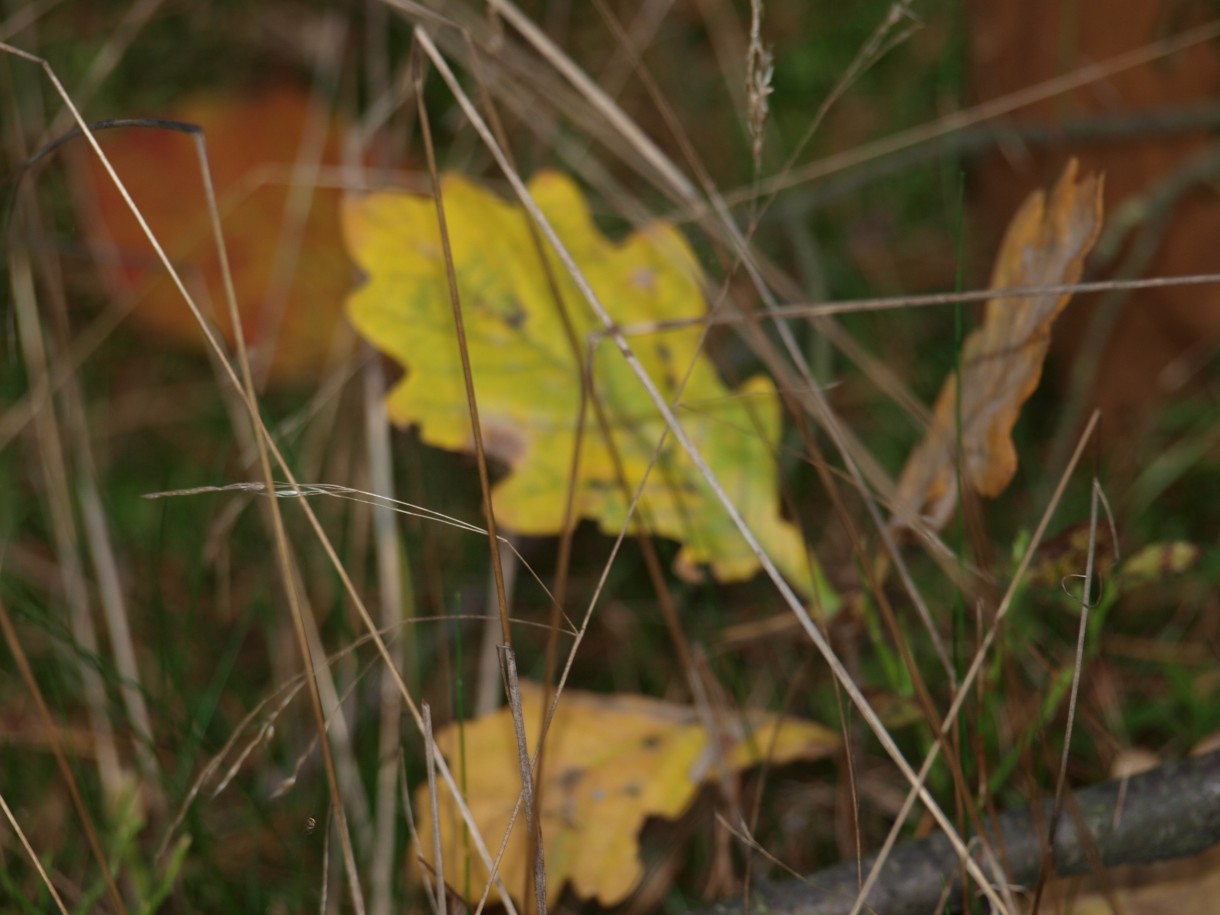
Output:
(893, 159), (1104, 531)
(73, 85), (354, 385)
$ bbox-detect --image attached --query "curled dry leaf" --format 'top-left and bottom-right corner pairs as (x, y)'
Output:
(892, 159), (1104, 532)
(343, 171), (836, 606)
(413, 682), (840, 909)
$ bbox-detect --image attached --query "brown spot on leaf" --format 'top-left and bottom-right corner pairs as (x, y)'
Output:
(477, 421), (528, 466)
(631, 267), (657, 292)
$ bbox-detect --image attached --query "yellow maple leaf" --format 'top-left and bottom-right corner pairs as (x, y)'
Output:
(342, 171), (835, 605)
(414, 682), (840, 908)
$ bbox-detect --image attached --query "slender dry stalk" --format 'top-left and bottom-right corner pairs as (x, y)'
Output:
(744, 0), (773, 176)
(412, 48), (515, 650)
(414, 51), (545, 911)
(363, 353), (411, 915)
(0, 790), (70, 915)
(422, 703), (449, 915)
(498, 648), (549, 915)
(1028, 477), (1116, 911)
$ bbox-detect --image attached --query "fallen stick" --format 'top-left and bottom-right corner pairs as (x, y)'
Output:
(700, 750), (1220, 915)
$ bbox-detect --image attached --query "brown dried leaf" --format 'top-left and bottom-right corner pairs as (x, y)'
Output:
(893, 159), (1104, 532)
